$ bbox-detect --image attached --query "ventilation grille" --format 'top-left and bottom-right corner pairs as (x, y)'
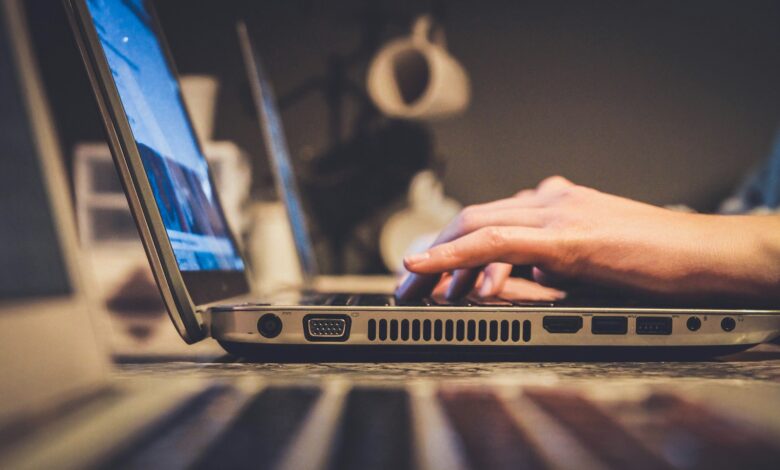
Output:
(367, 318), (531, 343)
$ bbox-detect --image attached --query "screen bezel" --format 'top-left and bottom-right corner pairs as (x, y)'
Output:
(65, 0), (250, 343)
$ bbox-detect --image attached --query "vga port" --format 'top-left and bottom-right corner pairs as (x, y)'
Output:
(303, 314), (351, 342)
(309, 318), (346, 336)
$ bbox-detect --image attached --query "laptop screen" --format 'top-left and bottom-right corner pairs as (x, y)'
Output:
(84, 0), (244, 272)
(0, 6), (71, 300)
(239, 27), (319, 279)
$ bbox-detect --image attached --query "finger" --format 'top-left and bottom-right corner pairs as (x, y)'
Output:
(460, 195), (549, 216)
(536, 175), (575, 194)
(499, 277), (567, 302)
(396, 188), (554, 302)
(514, 188), (536, 199)
(434, 272), (481, 304)
(395, 270), (442, 301)
(479, 262), (513, 297)
(431, 273), (453, 299)
(435, 207), (548, 248)
(531, 268), (622, 297)
(446, 267), (483, 300)
(436, 197), (551, 246)
(405, 226), (553, 274)
(397, 207), (546, 300)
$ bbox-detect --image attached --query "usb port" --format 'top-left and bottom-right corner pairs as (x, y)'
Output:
(636, 317), (672, 335)
(591, 316), (628, 335)
(543, 316), (583, 333)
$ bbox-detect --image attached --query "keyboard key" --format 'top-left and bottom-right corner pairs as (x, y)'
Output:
(469, 296), (513, 307)
(509, 300), (557, 307)
(430, 297), (474, 307)
(395, 297), (434, 307)
(353, 294), (395, 306)
(326, 294), (354, 306)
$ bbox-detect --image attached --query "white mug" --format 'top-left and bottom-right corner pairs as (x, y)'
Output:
(180, 74), (219, 141)
(367, 15), (470, 120)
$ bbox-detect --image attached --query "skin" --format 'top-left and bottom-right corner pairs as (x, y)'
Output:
(395, 176), (780, 304)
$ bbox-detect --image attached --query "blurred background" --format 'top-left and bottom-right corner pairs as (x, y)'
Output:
(16, 0), (780, 353)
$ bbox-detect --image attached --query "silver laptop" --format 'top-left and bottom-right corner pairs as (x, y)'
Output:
(237, 23), (319, 284)
(0, 2), (214, 465)
(237, 22), (392, 296)
(63, 0), (780, 360)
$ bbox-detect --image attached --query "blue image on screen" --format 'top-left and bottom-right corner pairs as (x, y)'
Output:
(85, 0), (243, 271)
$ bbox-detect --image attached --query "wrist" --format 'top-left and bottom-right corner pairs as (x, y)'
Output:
(713, 215), (780, 301)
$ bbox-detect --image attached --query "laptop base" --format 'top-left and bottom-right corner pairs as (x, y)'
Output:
(217, 341), (756, 363)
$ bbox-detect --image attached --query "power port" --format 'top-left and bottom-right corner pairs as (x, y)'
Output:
(591, 316), (628, 335)
(687, 317), (701, 332)
(543, 316), (583, 333)
(257, 313), (282, 338)
(636, 317), (672, 335)
(721, 317), (736, 332)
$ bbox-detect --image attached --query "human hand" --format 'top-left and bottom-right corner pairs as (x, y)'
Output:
(395, 176), (780, 303)
(425, 271), (566, 303)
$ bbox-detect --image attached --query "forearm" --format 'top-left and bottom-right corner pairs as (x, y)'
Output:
(663, 214), (780, 302)
(730, 214), (780, 300)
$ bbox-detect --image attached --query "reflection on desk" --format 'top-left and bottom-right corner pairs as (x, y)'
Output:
(105, 343), (780, 469)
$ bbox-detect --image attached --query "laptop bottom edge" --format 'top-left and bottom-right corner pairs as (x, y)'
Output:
(216, 341), (757, 363)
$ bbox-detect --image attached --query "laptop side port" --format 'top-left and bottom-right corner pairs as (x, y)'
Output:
(591, 316), (628, 335)
(636, 317), (672, 335)
(257, 313), (282, 338)
(303, 314), (351, 342)
(543, 316), (583, 333)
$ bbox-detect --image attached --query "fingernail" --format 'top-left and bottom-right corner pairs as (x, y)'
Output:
(480, 277), (494, 297)
(404, 251), (430, 266)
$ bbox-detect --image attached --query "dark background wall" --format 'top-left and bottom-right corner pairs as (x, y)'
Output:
(24, 0), (780, 269)
(159, 0), (780, 210)
(29, 0), (780, 208)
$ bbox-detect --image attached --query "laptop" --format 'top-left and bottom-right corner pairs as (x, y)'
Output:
(237, 21), (318, 285)
(0, 2), (215, 466)
(236, 22), (396, 297)
(63, 0), (780, 360)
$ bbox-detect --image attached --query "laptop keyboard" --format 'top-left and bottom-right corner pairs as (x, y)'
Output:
(99, 381), (780, 470)
(298, 291), (711, 309)
(301, 293), (555, 308)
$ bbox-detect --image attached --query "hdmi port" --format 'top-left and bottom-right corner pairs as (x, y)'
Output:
(543, 316), (583, 333)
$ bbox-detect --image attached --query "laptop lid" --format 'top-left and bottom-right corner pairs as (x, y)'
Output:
(0, 0), (109, 424)
(64, 0), (251, 343)
(237, 22), (320, 284)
